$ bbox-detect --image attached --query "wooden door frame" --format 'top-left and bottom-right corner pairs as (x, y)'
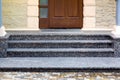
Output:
(39, 0), (50, 29)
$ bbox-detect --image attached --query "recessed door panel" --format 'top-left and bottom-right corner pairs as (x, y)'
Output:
(67, 0), (79, 17)
(54, 0), (65, 17)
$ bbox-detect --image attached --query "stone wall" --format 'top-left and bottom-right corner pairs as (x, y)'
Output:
(2, 0), (28, 29)
(96, 0), (116, 29)
(2, 0), (116, 30)
(2, 0), (39, 30)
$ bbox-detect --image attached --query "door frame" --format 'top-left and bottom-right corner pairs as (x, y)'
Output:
(38, 0), (96, 30)
(39, 0), (50, 29)
(39, 0), (84, 29)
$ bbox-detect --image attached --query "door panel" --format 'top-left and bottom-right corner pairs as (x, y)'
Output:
(50, 0), (67, 28)
(67, 0), (79, 17)
(66, 0), (82, 28)
(50, 0), (83, 28)
(54, 0), (65, 17)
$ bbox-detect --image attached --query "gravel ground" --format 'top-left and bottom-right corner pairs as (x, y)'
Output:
(0, 72), (119, 80)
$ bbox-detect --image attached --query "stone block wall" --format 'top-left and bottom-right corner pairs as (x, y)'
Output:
(2, 0), (117, 30)
(2, 0), (28, 30)
(96, 0), (116, 29)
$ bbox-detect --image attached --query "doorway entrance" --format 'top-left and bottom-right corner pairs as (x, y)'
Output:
(39, 0), (83, 29)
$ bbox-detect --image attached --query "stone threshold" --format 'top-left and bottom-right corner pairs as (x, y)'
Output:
(6, 30), (112, 35)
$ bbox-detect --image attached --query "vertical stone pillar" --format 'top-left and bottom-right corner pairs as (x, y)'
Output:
(112, 0), (120, 57)
(114, 38), (120, 57)
(113, 0), (120, 35)
(116, 0), (120, 27)
(0, 0), (6, 36)
(27, 0), (39, 30)
(82, 0), (96, 30)
(0, 0), (7, 57)
(0, 0), (2, 28)
(0, 35), (8, 57)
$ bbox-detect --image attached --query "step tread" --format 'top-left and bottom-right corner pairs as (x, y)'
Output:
(7, 48), (114, 52)
(8, 40), (112, 43)
(8, 30), (112, 35)
(0, 57), (119, 69)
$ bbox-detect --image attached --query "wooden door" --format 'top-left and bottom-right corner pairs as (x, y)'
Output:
(39, 0), (83, 29)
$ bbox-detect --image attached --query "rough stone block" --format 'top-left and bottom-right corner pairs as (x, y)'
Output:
(0, 34), (9, 57)
(113, 38), (120, 57)
(96, 0), (116, 28)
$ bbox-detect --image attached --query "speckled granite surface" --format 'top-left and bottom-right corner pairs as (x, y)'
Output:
(0, 34), (9, 57)
(0, 57), (120, 70)
(7, 31), (114, 57)
(113, 39), (120, 57)
(0, 31), (119, 71)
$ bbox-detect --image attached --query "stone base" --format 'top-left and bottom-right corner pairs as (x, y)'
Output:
(112, 26), (120, 37)
(111, 26), (120, 57)
(0, 26), (6, 36)
(0, 35), (9, 57)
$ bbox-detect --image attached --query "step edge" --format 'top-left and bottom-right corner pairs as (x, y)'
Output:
(7, 48), (114, 52)
(8, 40), (113, 43)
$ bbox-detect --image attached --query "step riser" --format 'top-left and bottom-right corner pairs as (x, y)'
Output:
(9, 35), (112, 40)
(8, 43), (113, 48)
(7, 52), (114, 57)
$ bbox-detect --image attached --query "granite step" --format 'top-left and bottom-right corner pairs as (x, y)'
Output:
(8, 40), (113, 48)
(7, 48), (114, 57)
(9, 34), (112, 40)
(7, 31), (114, 57)
(0, 57), (119, 72)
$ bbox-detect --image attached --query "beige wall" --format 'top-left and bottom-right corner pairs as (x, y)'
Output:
(96, 0), (116, 29)
(2, 0), (116, 30)
(2, 0), (28, 30)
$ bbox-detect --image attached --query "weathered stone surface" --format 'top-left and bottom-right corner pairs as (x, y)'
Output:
(0, 72), (119, 80)
(96, 0), (116, 28)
